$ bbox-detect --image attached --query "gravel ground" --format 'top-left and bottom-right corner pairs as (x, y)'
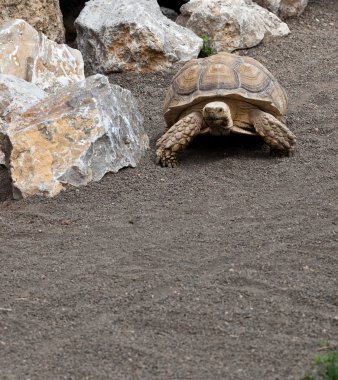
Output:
(0, 0), (337, 379)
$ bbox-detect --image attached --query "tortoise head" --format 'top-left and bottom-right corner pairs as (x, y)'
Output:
(202, 101), (233, 134)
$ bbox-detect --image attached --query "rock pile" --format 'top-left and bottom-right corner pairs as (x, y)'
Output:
(0, 21), (148, 199)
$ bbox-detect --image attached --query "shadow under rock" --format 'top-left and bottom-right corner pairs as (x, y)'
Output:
(0, 166), (13, 202)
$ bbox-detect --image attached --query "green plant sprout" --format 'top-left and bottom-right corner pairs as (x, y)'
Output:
(301, 351), (338, 380)
(199, 35), (217, 58)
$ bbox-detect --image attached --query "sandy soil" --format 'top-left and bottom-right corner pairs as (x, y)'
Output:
(0, 0), (337, 379)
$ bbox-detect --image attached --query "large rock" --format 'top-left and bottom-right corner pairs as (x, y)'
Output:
(0, 74), (47, 167)
(0, 19), (85, 94)
(3, 75), (149, 198)
(0, 0), (65, 43)
(176, 0), (290, 52)
(75, 0), (202, 74)
(253, 0), (309, 18)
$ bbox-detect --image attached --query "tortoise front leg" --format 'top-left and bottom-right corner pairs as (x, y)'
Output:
(156, 112), (203, 167)
(250, 109), (296, 156)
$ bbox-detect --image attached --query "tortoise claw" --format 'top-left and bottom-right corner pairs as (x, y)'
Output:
(163, 158), (179, 168)
(169, 159), (179, 168)
(270, 146), (295, 157)
(155, 155), (179, 168)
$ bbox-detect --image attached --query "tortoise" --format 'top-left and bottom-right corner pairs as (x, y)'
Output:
(156, 52), (296, 167)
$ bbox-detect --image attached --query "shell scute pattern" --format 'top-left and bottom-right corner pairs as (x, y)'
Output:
(164, 52), (288, 127)
(239, 62), (271, 93)
(173, 63), (200, 95)
(199, 62), (239, 91)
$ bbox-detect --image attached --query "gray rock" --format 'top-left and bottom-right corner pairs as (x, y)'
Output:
(0, 19), (84, 94)
(254, 0), (309, 18)
(75, 0), (202, 74)
(176, 0), (290, 52)
(5, 74), (149, 198)
(0, 74), (47, 167)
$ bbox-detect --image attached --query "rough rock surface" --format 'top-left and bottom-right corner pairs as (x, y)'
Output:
(176, 0), (290, 52)
(254, 0), (309, 18)
(0, 74), (47, 167)
(75, 0), (202, 74)
(0, 74), (47, 122)
(0, 0), (65, 43)
(5, 74), (148, 198)
(0, 19), (84, 94)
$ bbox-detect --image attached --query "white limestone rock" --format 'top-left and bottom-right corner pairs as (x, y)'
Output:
(5, 74), (149, 198)
(75, 0), (202, 74)
(0, 19), (85, 94)
(176, 0), (290, 52)
(0, 74), (47, 167)
(253, 0), (309, 18)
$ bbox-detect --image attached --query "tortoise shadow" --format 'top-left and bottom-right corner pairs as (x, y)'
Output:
(181, 134), (270, 164)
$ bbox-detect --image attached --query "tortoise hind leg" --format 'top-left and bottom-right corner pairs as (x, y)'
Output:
(250, 109), (296, 156)
(156, 112), (203, 167)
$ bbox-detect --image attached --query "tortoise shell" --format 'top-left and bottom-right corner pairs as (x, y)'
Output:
(164, 52), (288, 127)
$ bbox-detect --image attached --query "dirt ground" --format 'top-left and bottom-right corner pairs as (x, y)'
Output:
(0, 0), (337, 379)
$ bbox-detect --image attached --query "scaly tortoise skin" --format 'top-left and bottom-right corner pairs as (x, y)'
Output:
(156, 52), (296, 167)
